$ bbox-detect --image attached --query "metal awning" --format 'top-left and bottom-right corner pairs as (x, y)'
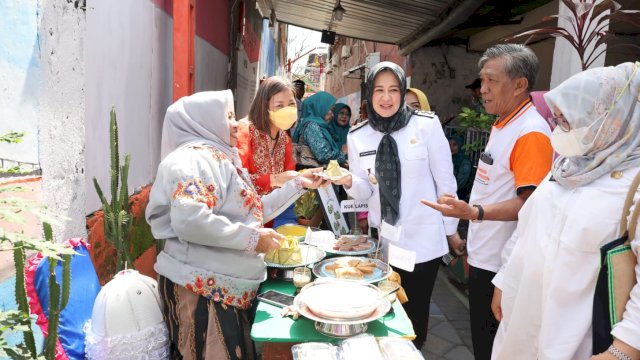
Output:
(257, 0), (485, 55)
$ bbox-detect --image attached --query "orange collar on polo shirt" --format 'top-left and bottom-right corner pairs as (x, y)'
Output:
(493, 99), (533, 129)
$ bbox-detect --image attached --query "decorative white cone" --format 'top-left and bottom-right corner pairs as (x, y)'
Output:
(85, 269), (170, 360)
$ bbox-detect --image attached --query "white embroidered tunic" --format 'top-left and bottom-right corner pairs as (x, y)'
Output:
(146, 145), (305, 309)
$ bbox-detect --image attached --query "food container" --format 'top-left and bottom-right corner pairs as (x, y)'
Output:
(341, 334), (384, 360)
(291, 342), (340, 360)
(378, 337), (425, 360)
(376, 280), (400, 304)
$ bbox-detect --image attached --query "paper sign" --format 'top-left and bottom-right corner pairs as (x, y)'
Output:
(388, 244), (416, 272)
(340, 199), (369, 213)
(380, 221), (401, 242)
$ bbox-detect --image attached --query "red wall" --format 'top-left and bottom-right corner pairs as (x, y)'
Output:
(152, 0), (231, 55)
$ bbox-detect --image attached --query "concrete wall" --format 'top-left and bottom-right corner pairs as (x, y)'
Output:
(409, 45), (482, 120)
(195, 0), (230, 92)
(85, 0), (173, 214)
(195, 36), (228, 92)
(38, 0), (87, 241)
(0, 0), (40, 165)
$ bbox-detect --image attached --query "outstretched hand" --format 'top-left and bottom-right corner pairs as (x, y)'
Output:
(420, 194), (477, 220)
(298, 168), (330, 189)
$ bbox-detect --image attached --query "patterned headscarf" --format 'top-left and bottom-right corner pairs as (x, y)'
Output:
(546, 62), (640, 188)
(329, 103), (352, 147)
(160, 90), (241, 167)
(365, 61), (413, 225)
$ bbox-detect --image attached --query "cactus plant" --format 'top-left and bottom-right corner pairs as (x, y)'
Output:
(42, 223), (71, 360)
(93, 106), (133, 272)
(0, 133), (73, 359)
(13, 244), (37, 359)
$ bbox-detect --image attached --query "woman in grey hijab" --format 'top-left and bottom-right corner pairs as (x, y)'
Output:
(147, 90), (325, 359)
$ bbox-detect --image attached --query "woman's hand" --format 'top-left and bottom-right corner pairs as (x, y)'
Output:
(329, 169), (352, 188)
(254, 228), (284, 254)
(341, 144), (348, 154)
(491, 287), (503, 322)
(298, 168), (329, 189)
(446, 232), (466, 256)
(271, 170), (299, 188)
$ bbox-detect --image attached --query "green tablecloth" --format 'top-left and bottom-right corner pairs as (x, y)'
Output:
(251, 279), (415, 343)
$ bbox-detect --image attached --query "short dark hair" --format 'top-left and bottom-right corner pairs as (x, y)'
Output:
(478, 44), (539, 92)
(248, 77), (295, 133)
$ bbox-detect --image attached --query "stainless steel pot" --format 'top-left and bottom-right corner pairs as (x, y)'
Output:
(314, 321), (368, 338)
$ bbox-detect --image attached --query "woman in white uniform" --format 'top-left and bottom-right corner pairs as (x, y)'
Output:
(491, 62), (640, 360)
(333, 61), (461, 348)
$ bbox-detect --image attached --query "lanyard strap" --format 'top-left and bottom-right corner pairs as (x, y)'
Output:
(620, 169), (640, 242)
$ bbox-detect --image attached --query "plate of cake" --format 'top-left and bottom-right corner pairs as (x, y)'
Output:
(324, 235), (377, 256)
(316, 160), (350, 181)
(312, 256), (391, 283)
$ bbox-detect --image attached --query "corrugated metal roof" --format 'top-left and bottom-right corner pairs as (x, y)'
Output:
(260, 0), (460, 45)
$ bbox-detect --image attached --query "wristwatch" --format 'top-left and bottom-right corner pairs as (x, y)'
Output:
(471, 204), (484, 223)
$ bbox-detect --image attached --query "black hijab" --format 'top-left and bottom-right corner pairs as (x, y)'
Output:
(365, 62), (413, 225)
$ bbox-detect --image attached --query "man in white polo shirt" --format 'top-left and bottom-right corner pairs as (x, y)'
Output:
(422, 44), (553, 360)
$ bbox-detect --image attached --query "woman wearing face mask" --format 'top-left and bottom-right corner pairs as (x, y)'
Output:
(331, 62), (461, 349)
(490, 62), (640, 360)
(146, 90), (326, 359)
(292, 91), (345, 169)
(238, 77), (300, 227)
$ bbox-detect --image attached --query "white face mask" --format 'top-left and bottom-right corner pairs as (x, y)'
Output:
(551, 126), (592, 157)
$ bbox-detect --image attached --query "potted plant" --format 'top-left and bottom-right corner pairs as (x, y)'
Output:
(294, 191), (323, 227)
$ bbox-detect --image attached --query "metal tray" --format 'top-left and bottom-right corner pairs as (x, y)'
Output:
(312, 256), (391, 284)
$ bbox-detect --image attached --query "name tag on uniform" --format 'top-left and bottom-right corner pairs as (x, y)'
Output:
(388, 244), (416, 272)
(360, 150), (376, 157)
(380, 221), (401, 242)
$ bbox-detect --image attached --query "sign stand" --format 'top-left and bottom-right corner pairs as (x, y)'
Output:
(316, 185), (349, 236)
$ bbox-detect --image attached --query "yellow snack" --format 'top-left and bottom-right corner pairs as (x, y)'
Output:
(265, 236), (303, 265)
(326, 160), (342, 177)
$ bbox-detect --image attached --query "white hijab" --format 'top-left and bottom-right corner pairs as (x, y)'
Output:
(545, 62), (640, 188)
(160, 90), (241, 167)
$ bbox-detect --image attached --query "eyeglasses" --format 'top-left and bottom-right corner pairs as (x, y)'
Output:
(549, 114), (571, 132)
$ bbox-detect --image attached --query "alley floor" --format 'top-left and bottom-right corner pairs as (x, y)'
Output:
(422, 268), (473, 359)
